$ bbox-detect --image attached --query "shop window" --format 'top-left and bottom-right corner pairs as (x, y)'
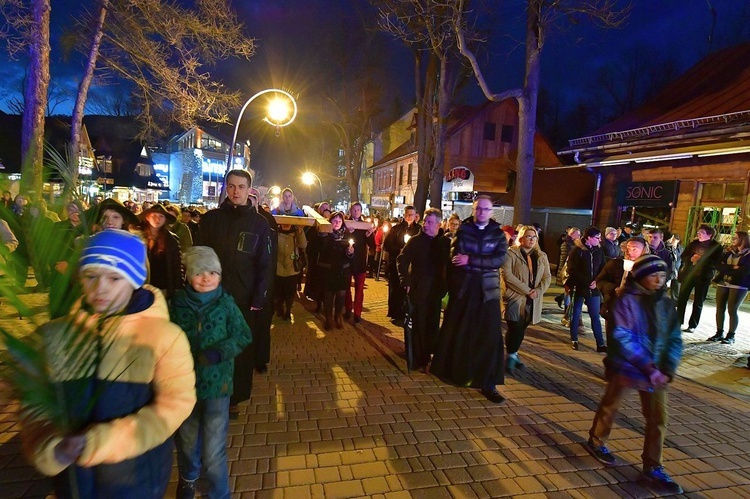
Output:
(725, 183), (744, 201)
(701, 182), (745, 202)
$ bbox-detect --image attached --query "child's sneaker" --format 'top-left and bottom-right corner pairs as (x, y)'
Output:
(584, 439), (617, 465)
(177, 478), (197, 499)
(642, 466), (683, 494)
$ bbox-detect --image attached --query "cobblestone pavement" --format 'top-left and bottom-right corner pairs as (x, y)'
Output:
(1, 279), (750, 498)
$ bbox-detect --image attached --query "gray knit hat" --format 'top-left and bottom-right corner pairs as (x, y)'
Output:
(182, 246), (222, 278)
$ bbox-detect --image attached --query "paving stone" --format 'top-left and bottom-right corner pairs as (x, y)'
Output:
(322, 480), (365, 498)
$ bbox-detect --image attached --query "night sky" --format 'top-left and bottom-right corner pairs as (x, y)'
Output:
(0, 0), (748, 191)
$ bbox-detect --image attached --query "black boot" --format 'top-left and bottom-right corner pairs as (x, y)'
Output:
(721, 333), (735, 344)
(707, 331), (724, 342)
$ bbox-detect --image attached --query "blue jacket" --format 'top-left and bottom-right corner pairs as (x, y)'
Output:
(605, 278), (683, 390)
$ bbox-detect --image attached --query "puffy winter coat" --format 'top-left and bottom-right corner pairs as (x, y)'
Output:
(449, 218), (507, 302)
(22, 286), (196, 497)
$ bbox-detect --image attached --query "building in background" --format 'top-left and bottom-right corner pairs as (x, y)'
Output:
(559, 42), (750, 245)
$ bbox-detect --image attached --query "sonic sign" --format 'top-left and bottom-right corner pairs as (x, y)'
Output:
(616, 181), (678, 207)
(443, 166), (474, 193)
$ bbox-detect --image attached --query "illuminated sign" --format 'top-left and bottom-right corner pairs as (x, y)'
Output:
(443, 166), (474, 192)
(616, 181), (678, 207)
(371, 196), (389, 208)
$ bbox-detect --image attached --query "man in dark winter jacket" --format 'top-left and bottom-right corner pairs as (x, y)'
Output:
(200, 170), (273, 415)
(397, 208), (450, 372)
(585, 254), (683, 495)
(647, 229), (674, 276)
(565, 226), (606, 352)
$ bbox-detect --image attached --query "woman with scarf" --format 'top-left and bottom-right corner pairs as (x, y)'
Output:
(501, 226), (551, 372)
(707, 231), (750, 344)
(316, 211), (354, 329)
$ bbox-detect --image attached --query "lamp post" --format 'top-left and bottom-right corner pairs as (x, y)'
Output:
(221, 88), (298, 201)
(301, 171), (324, 200)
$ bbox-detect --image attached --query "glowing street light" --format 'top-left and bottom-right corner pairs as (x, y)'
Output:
(301, 171), (324, 200)
(221, 88), (298, 201)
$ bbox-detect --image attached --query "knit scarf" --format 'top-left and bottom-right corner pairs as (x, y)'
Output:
(727, 248), (750, 266)
(185, 285), (222, 313)
(330, 225), (347, 241)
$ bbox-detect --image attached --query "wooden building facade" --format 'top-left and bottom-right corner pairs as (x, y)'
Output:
(559, 43), (750, 245)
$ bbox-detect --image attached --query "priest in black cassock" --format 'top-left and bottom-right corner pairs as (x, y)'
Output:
(431, 196), (508, 403)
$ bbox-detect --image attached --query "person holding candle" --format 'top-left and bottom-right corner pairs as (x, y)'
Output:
(383, 206), (421, 325)
(344, 202), (375, 324)
(316, 211), (354, 329)
(597, 236), (649, 345)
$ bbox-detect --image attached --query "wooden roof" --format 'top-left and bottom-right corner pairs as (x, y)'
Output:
(565, 43), (750, 151)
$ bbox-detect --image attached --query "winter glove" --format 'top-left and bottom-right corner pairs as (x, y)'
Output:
(54, 434), (86, 467)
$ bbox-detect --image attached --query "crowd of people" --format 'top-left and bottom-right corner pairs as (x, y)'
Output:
(4, 178), (749, 497)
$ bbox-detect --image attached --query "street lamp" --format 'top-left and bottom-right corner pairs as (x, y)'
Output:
(301, 171), (324, 200)
(221, 88), (298, 201)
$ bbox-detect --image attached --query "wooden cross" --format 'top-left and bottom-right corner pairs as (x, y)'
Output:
(271, 205), (374, 233)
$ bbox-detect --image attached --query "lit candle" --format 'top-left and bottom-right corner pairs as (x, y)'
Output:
(622, 259), (635, 272)
(349, 239), (354, 247)
(404, 234), (411, 244)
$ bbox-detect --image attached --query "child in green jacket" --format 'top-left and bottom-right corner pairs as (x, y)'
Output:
(170, 246), (252, 499)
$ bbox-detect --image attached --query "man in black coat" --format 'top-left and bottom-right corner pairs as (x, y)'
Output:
(200, 170), (273, 414)
(251, 193), (278, 374)
(397, 208), (450, 372)
(383, 205), (421, 322)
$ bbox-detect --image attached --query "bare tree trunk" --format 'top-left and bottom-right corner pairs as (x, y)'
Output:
(429, 54), (451, 211)
(413, 53), (437, 214)
(514, 1), (542, 225)
(69, 0), (109, 198)
(21, 0), (51, 200)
